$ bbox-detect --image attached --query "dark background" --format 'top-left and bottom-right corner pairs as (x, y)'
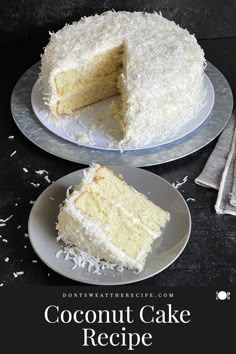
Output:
(0, 0), (235, 287)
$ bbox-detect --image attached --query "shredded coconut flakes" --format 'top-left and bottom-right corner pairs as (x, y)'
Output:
(10, 150), (16, 157)
(35, 169), (48, 175)
(0, 215), (13, 223)
(56, 246), (124, 274)
(172, 176), (188, 189)
(30, 182), (40, 188)
(44, 175), (51, 183)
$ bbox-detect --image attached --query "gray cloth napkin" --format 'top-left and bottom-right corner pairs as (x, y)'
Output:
(195, 111), (236, 215)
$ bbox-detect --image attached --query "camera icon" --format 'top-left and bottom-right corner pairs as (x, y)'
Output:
(216, 291), (230, 300)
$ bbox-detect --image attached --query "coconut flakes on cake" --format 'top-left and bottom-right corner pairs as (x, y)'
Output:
(55, 246), (124, 274)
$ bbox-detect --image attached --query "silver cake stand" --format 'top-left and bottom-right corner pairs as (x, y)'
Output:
(11, 61), (233, 167)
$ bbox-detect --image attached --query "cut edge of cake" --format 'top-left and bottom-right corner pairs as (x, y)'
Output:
(56, 164), (170, 272)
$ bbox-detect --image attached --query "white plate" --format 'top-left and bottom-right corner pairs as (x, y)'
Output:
(28, 166), (191, 285)
(31, 74), (214, 151)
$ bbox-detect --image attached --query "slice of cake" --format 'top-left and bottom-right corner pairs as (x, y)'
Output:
(41, 11), (206, 149)
(56, 165), (170, 271)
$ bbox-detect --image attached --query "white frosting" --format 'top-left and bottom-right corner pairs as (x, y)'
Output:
(41, 11), (206, 148)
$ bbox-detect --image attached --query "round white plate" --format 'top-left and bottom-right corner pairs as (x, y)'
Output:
(31, 74), (214, 151)
(28, 166), (191, 285)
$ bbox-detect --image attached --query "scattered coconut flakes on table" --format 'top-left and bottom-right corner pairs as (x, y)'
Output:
(35, 169), (48, 175)
(5, 257), (9, 262)
(2, 239), (8, 243)
(29, 200), (35, 204)
(17, 225), (21, 229)
(24, 233), (29, 238)
(22, 167), (28, 173)
(44, 175), (51, 183)
(0, 283), (4, 286)
(186, 198), (196, 202)
(8, 135), (14, 139)
(49, 197), (55, 200)
(10, 150), (16, 157)
(32, 260), (38, 263)
(30, 182), (40, 188)
(172, 176), (188, 189)
(13, 271), (24, 278)
(0, 223), (6, 227)
(0, 215), (13, 223)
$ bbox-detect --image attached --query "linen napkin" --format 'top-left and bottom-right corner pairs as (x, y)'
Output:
(195, 111), (236, 215)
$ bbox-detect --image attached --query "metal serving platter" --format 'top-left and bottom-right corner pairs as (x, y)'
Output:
(11, 61), (233, 167)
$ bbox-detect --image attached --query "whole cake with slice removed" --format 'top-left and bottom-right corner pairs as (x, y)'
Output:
(41, 11), (206, 149)
(56, 164), (170, 271)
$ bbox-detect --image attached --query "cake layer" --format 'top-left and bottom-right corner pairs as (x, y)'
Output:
(55, 72), (120, 115)
(55, 45), (123, 97)
(78, 165), (169, 235)
(74, 190), (154, 261)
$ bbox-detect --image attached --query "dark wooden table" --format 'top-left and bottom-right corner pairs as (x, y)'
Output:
(0, 38), (235, 287)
